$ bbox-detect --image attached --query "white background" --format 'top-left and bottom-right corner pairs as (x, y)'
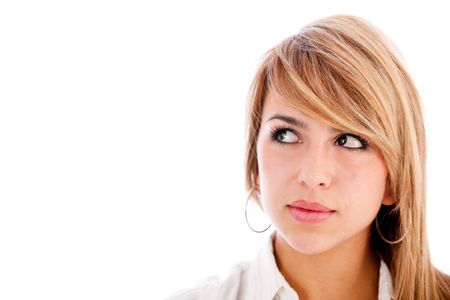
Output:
(0, 1), (449, 299)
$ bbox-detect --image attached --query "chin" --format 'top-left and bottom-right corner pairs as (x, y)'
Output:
(289, 240), (335, 256)
(283, 231), (337, 255)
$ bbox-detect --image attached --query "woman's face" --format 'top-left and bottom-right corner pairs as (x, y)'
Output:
(256, 89), (393, 255)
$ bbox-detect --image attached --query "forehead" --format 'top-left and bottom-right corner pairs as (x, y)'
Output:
(262, 89), (315, 124)
(261, 89), (348, 135)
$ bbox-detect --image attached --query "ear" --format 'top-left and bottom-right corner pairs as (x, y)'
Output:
(382, 185), (395, 206)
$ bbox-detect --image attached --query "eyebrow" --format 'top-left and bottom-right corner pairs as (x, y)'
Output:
(266, 114), (308, 129)
(266, 113), (342, 133)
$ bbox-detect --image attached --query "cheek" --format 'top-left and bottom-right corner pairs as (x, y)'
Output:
(256, 142), (289, 215)
(256, 141), (292, 193)
(337, 155), (388, 217)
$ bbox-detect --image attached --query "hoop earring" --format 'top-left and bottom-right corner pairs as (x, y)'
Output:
(375, 210), (410, 245)
(245, 188), (271, 233)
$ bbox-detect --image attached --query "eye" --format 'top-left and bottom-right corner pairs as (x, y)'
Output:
(270, 126), (300, 144)
(335, 134), (369, 151)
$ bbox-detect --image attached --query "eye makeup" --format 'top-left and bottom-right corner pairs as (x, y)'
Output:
(269, 125), (370, 152)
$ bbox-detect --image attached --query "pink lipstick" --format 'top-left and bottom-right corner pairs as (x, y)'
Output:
(288, 200), (336, 224)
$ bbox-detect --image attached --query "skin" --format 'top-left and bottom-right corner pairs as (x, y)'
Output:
(255, 89), (394, 300)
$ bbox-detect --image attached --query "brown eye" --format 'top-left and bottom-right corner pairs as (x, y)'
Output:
(336, 134), (369, 151)
(271, 127), (299, 144)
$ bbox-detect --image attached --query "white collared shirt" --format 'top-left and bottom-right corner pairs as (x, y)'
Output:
(166, 232), (393, 300)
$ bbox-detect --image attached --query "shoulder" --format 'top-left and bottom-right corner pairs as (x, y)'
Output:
(166, 232), (284, 300)
(165, 261), (253, 300)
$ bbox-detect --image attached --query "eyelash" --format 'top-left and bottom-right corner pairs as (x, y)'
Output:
(269, 125), (370, 152)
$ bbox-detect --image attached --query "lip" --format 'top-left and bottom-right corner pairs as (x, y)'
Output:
(289, 199), (334, 212)
(288, 199), (336, 224)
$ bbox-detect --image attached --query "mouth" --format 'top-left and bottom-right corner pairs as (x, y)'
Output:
(289, 199), (335, 212)
(287, 199), (336, 224)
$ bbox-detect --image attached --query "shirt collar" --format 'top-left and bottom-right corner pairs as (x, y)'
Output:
(254, 231), (393, 300)
(253, 231), (298, 300)
(378, 258), (393, 299)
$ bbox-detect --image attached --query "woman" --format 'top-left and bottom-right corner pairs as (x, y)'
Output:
(167, 14), (450, 300)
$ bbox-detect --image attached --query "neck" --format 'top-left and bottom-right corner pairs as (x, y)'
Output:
(273, 229), (380, 300)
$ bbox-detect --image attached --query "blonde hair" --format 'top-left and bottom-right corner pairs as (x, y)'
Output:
(244, 14), (450, 299)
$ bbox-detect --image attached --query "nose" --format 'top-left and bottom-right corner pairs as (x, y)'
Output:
(296, 145), (333, 189)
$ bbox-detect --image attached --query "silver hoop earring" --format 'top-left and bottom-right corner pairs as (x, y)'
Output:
(375, 210), (410, 245)
(245, 188), (271, 233)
